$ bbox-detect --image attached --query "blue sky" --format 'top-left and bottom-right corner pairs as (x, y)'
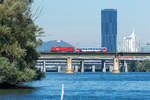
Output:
(33, 0), (150, 48)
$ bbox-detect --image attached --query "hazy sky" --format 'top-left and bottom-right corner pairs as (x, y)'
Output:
(33, 0), (150, 48)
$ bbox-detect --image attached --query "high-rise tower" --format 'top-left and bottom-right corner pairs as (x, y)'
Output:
(101, 9), (117, 52)
(123, 31), (137, 52)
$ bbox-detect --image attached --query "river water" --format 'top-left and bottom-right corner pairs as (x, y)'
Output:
(1, 72), (150, 100)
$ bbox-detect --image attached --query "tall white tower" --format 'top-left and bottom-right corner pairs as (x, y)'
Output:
(123, 30), (137, 52)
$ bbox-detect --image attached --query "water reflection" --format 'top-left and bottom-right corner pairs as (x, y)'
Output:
(0, 88), (35, 95)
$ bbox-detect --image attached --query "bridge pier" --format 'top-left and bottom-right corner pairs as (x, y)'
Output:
(109, 66), (113, 72)
(65, 57), (74, 74)
(92, 65), (95, 72)
(102, 60), (106, 72)
(121, 60), (128, 72)
(40, 66), (43, 72)
(124, 61), (128, 72)
(41, 61), (46, 72)
(58, 66), (61, 72)
(81, 60), (84, 72)
(120, 61), (124, 72)
(72, 65), (74, 71)
(112, 56), (120, 74)
(75, 65), (79, 72)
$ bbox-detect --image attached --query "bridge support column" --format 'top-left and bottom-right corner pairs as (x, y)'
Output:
(75, 65), (79, 72)
(109, 66), (113, 72)
(43, 61), (46, 72)
(124, 61), (128, 72)
(58, 66), (61, 72)
(120, 61), (124, 72)
(102, 60), (106, 72)
(72, 65), (74, 71)
(41, 61), (46, 72)
(112, 56), (120, 74)
(40, 66), (43, 72)
(81, 60), (84, 72)
(92, 65), (96, 72)
(65, 57), (74, 74)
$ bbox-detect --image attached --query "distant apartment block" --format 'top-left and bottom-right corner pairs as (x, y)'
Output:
(101, 9), (117, 52)
(123, 31), (138, 52)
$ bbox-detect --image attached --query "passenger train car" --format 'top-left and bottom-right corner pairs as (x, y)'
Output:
(50, 47), (107, 52)
(75, 47), (107, 52)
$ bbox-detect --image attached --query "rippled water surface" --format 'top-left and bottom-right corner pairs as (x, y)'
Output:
(1, 72), (150, 100)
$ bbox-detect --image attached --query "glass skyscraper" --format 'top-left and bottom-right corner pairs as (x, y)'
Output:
(101, 9), (117, 52)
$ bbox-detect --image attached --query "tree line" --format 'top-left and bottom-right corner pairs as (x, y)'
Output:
(128, 60), (150, 72)
(0, 0), (43, 87)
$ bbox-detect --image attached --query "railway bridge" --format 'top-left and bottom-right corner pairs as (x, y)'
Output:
(39, 52), (150, 74)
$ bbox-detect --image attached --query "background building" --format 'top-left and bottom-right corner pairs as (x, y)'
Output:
(123, 31), (138, 52)
(101, 9), (117, 52)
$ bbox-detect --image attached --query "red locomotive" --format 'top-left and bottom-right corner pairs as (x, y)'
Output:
(50, 47), (74, 52)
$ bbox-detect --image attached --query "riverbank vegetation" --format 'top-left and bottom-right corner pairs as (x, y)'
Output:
(128, 60), (150, 72)
(0, 0), (43, 88)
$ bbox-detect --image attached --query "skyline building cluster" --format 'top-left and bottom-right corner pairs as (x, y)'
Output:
(101, 9), (117, 52)
(101, 9), (141, 52)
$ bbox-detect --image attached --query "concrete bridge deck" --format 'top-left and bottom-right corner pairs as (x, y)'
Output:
(40, 52), (150, 58)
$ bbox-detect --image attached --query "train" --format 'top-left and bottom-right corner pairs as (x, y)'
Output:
(50, 47), (107, 52)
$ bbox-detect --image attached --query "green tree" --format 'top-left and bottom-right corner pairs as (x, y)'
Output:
(143, 60), (150, 72)
(136, 60), (150, 72)
(128, 60), (150, 72)
(127, 61), (138, 72)
(135, 62), (145, 72)
(0, 0), (43, 86)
